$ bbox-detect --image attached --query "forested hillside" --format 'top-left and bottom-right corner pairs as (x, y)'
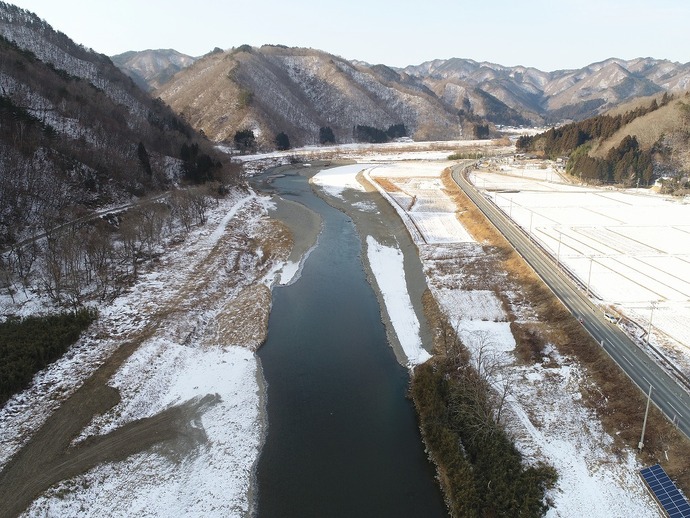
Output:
(517, 92), (690, 190)
(0, 2), (242, 312)
(155, 45), (481, 147)
(0, 3), (236, 247)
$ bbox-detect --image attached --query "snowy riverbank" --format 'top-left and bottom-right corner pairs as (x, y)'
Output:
(0, 152), (671, 516)
(1, 189), (304, 516)
(315, 159), (662, 516)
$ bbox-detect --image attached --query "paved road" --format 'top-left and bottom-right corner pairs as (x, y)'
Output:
(450, 163), (690, 441)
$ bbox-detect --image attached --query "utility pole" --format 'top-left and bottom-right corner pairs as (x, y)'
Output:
(557, 229), (562, 267)
(639, 384), (653, 450)
(647, 301), (657, 345)
(587, 256), (593, 297)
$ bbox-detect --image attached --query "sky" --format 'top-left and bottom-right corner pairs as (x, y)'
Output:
(6, 0), (690, 71)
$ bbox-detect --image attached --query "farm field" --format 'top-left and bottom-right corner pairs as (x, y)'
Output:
(472, 160), (690, 375)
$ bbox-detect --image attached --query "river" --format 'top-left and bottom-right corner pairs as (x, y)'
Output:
(252, 164), (447, 517)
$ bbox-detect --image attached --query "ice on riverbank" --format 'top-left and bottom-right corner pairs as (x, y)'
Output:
(310, 163), (367, 197)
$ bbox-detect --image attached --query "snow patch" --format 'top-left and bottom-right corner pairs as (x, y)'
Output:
(366, 236), (430, 366)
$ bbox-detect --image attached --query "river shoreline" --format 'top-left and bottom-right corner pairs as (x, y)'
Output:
(252, 162), (447, 516)
(254, 160), (434, 366)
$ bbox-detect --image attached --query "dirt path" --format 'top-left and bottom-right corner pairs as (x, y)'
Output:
(0, 193), (289, 517)
(0, 332), (150, 517)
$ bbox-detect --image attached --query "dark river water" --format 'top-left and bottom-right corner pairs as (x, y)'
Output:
(254, 169), (447, 518)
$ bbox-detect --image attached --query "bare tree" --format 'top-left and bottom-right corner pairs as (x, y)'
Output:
(169, 190), (195, 232)
(83, 220), (117, 300)
(138, 202), (170, 257)
(449, 328), (514, 440)
(118, 214), (144, 277)
(9, 241), (39, 289)
(0, 252), (15, 303)
(189, 189), (211, 225)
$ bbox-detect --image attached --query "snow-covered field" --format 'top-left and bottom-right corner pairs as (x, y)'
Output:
(316, 158), (662, 517)
(1, 190), (300, 517)
(473, 162), (690, 375)
(366, 163), (475, 244)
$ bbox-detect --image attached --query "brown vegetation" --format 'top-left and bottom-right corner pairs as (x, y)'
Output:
(372, 178), (402, 192)
(436, 166), (690, 491)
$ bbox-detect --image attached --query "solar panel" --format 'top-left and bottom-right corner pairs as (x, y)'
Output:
(640, 464), (690, 518)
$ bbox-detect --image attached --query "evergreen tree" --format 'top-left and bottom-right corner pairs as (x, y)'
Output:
(319, 126), (336, 145)
(386, 123), (407, 139)
(233, 129), (256, 152)
(137, 141), (152, 176)
(275, 131), (290, 151)
(354, 124), (388, 143)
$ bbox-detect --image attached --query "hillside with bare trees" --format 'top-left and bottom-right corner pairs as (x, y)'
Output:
(0, 3), (238, 247)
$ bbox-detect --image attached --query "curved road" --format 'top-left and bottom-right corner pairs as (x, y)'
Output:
(451, 163), (690, 442)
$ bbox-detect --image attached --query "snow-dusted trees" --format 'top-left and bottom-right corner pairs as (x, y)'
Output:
(2, 187), (217, 306)
(169, 188), (211, 231)
(40, 224), (87, 306)
(411, 318), (557, 517)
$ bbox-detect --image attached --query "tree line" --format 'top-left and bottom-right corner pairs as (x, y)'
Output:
(411, 323), (557, 517)
(0, 308), (97, 406)
(566, 135), (654, 185)
(353, 123), (407, 143)
(231, 123), (407, 152)
(517, 94), (671, 159)
(516, 95), (671, 186)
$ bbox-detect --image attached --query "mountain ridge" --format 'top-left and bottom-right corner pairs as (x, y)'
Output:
(116, 47), (690, 147)
(154, 45), (470, 146)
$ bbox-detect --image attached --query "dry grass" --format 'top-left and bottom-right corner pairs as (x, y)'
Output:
(211, 284), (272, 350)
(373, 178), (403, 192)
(440, 168), (511, 247)
(435, 164), (690, 489)
(511, 321), (549, 364)
(253, 218), (293, 262)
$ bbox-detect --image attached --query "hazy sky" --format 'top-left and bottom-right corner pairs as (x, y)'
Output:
(7, 0), (690, 71)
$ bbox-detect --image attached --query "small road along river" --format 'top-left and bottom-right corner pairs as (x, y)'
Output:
(451, 163), (690, 442)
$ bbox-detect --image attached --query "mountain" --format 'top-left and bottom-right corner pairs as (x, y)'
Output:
(111, 49), (196, 92)
(405, 57), (690, 123)
(153, 45), (476, 146)
(0, 2), (230, 247)
(516, 91), (690, 189)
(122, 48), (690, 148)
